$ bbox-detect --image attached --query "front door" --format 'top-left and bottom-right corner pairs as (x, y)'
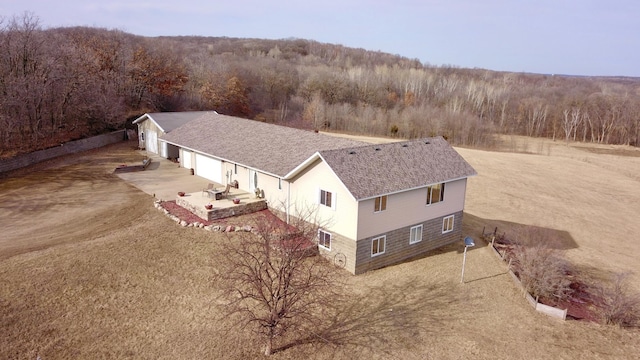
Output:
(249, 170), (257, 192)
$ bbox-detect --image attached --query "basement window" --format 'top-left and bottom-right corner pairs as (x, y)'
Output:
(318, 230), (331, 250)
(442, 215), (455, 234)
(410, 224), (423, 244)
(371, 236), (386, 257)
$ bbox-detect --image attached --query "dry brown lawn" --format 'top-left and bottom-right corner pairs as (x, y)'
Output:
(1, 138), (639, 359)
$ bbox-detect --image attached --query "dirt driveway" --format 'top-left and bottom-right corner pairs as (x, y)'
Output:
(0, 142), (151, 259)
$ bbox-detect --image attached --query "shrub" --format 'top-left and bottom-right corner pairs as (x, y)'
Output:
(596, 273), (640, 327)
(512, 243), (573, 302)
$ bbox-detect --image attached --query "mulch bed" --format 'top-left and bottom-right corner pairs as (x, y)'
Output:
(491, 236), (600, 322)
(158, 201), (316, 252)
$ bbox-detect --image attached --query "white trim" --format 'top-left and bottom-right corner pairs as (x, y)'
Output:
(319, 188), (336, 210)
(442, 215), (455, 234)
(426, 182), (445, 206)
(374, 195), (387, 213)
(318, 229), (331, 251)
(410, 224), (423, 244)
(371, 235), (386, 257)
(358, 177), (466, 202)
(132, 113), (167, 133)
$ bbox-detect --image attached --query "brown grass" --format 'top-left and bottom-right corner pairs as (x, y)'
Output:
(1, 138), (640, 359)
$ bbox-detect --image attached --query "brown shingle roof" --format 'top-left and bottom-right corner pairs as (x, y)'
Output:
(318, 137), (477, 200)
(161, 112), (366, 177)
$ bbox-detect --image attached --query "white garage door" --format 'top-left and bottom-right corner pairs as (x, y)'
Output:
(181, 150), (192, 169)
(159, 140), (168, 158)
(145, 130), (158, 154)
(195, 154), (222, 183)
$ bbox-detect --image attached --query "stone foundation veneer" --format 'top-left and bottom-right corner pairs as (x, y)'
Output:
(319, 211), (464, 275)
(354, 211), (464, 274)
(242, 206), (464, 275)
(176, 197), (267, 221)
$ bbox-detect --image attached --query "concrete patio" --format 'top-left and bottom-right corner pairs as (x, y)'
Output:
(115, 152), (267, 221)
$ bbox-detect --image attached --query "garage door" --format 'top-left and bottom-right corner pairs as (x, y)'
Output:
(159, 140), (168, 158)
(181, 150), (192, 169)
(145, 130), (158, 154)
(195, 154), (222, 183)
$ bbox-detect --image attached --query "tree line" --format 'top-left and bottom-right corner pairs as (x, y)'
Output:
(2, 13), (639, 157)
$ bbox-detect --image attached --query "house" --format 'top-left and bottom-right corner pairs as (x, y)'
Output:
(133, 111), (477, 274)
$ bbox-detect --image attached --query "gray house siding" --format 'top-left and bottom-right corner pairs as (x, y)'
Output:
(353, 210), (464, 275)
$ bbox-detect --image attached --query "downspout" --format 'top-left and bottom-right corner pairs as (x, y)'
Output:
(286, 179), (291, 224)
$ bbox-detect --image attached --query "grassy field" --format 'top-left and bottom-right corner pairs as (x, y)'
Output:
(1, 138), (639, 359)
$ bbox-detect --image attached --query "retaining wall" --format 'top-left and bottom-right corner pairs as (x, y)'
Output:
(0, 130), (127, 175)
(176, 196), (268, 221)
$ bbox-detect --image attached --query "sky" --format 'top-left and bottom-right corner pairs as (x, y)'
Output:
(3, 0), (639, 77)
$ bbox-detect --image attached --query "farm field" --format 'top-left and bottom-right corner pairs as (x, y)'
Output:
(1, 137), (639, 359)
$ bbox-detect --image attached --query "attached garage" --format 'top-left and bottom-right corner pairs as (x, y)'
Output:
(195, 153), (222, 183)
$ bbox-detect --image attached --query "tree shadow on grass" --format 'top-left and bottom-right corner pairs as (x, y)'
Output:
(277, 277), (467, 357)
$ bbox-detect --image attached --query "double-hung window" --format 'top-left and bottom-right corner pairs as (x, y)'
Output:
(371, 236), (386, 257)
(374, 195), (387, 212)
(442, 215), (454, 233)
(410, 224), (423, 244)
(320, 189), (333, 208)
(426, 183), (445, 205)
(318, 230), (331, 250)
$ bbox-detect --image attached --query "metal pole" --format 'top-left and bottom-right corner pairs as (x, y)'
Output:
(461, 245), (468, 283)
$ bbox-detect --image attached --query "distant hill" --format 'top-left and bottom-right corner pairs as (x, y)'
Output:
(1, 14), (638, 158)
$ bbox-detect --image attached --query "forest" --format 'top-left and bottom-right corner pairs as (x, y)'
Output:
(1, 13), (639, 157)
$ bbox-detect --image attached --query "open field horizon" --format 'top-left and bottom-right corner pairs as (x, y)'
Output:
(1, 136), (639, 358)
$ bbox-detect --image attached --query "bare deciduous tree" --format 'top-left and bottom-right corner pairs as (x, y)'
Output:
(215, 208), (342, 356)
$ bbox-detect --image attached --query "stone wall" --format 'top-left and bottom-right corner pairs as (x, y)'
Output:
(176, 196), (268, 222)
(0, 130), (127, 175)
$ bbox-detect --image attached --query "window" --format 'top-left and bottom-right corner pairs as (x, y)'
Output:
(410, 224), (423, 244)
(234, 164), (237, 174)
(374, 195), (387, 212)
(140, 132), (145, 141)
(278, 178), (282, 190)
(426, 183), (445, 205)
(320, 189), (333, 208)
(442, 215), (454, 233)
(371, 236), (386, 257)
(318, 230), (331, 250)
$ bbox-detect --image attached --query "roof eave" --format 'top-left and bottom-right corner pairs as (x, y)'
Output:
(283, 152), (322, 180)
(356, 173), (476, 202)
(132, 113), (166, 133)
(162, 139), (283, 179)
